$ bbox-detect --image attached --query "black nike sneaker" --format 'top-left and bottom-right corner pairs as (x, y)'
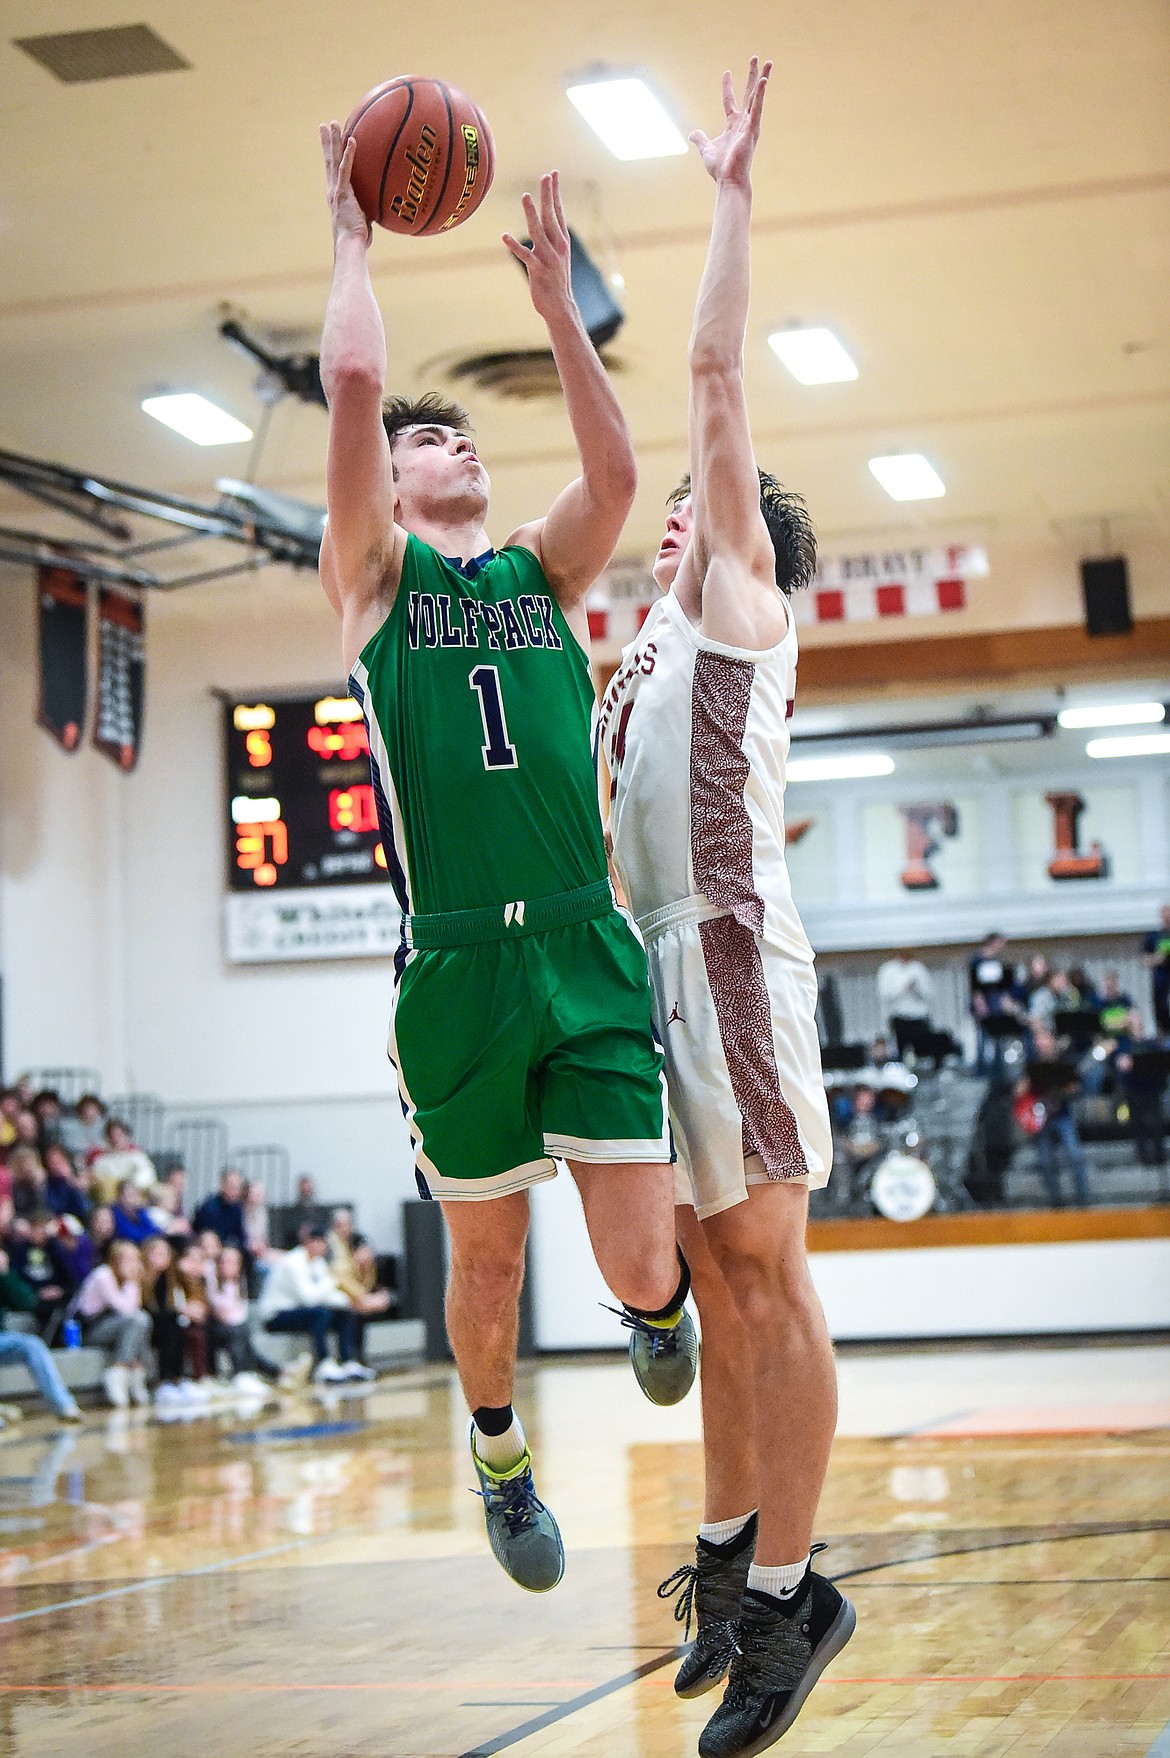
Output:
(658, 1513), (758, 1697)
(698, 1552), (856, 1757)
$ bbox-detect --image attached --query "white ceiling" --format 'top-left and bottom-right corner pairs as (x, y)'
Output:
(1, 0), (1168, 580)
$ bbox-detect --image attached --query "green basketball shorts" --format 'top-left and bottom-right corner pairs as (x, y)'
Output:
(387, 881), (671, 1200)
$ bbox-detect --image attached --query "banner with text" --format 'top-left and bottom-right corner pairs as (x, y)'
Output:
(225, 885), (402, 964)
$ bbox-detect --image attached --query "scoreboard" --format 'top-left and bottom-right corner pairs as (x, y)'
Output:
(223, 693), (390, 892)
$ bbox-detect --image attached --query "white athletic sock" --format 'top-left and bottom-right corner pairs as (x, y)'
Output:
(748, 1556), (810, 1600)
(471, 1412), (527, 1473)
(699, 1511), (756, 1547)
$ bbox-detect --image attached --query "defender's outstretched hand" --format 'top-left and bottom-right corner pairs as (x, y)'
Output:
(689, 57), (772, 185)
(503, 171), (575, 324)
(319, 121), (372, 246)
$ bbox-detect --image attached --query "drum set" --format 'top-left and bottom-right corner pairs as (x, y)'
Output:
(823, 1059), (974, 1220)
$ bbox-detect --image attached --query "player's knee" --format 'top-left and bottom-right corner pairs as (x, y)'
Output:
(715, 1241), (813, 1321)
(616, 1265), (674, 1313)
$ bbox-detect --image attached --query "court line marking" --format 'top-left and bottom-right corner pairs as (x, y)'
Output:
(226, 1420), (368, 1444)
(0, 1681), (602, 1694)
(831, 1517), (1170, 1584)
(0, 1673), (1167, 1696)
(852, 1576), (1170, 1587)
(456, 1657), (688, 1758)
(455, 1518), (1170, 1757)
(0, 1537), (314, 1626)
(2, 1519), (1166, 1729)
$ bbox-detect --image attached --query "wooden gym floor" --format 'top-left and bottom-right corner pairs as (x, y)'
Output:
(0, 1342), (1166, 1758)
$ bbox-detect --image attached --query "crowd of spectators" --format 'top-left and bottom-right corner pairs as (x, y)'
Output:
(0, 1078), (393, 1420)
(863, 918), (1170, 1209)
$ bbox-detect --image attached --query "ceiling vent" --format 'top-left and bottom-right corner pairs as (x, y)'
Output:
(13, 24), (189, 84)
(444, 228), (626, 399)
(444, 348), (625, 402)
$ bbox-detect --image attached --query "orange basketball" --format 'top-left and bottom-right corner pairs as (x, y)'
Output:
(342, 76), (495, 236)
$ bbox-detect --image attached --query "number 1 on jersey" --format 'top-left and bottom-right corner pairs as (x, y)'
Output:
(469, 665), (518, 770)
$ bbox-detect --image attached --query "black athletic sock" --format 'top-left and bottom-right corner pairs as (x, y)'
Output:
(471, 1403), (514, 1436)
(625, 1248), (691, 1323)
(471, 1402), (527, 1472)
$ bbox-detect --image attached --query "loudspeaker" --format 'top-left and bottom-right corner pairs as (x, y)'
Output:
(514, 229), (624, 348)
(1080, 555), (1132, 636)
(568, 230), (624, 347)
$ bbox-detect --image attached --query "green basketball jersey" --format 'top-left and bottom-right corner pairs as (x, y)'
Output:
(349, 534), (607, 917)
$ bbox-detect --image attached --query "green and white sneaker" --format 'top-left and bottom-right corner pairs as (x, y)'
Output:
(469, 1423), (565, 1593)
(617, 1304), (699, 1406)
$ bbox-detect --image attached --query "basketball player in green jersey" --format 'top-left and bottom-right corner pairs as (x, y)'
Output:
(317, 123), (696, 1592)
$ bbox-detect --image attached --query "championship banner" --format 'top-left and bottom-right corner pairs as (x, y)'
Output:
(794, 545), (989, 626)
(93, 587), (145, 771)
(36, 565), (88, 752)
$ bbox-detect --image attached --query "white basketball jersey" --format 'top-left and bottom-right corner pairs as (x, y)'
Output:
(600, 589), (814, 964)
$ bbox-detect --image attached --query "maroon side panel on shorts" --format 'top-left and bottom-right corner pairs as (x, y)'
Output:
(692, 652), (807, 1181)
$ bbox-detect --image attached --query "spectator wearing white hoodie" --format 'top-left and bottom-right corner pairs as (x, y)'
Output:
(876, 950), (935, 1061)
(257, 1226), (371, 1383)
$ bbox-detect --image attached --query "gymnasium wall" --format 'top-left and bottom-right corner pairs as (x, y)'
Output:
(0, 559), (420, 1251)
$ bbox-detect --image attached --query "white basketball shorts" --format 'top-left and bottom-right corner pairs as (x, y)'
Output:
(641, 900), (833, 1221)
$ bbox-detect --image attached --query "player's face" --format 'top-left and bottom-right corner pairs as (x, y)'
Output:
(653, 495), (693, 589)
(392, 425), (490, 525)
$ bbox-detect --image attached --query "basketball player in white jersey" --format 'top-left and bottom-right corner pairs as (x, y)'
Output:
(601, 60), (855, 1756)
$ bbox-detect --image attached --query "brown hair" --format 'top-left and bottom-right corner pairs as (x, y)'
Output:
(109, 1241), (143, 1286)
(381, 391), (472, 449)
(667, 471), (817, 596)
(7, 1146), (44, 1182)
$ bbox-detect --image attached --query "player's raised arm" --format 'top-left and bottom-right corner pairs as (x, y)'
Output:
(502, 173), (637, 612)
(684, 61), (787, 649)
(317, 122), (403, 639)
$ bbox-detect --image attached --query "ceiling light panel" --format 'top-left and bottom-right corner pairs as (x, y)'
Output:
(787, 753), (895, 783)
(1085, 732), (1170, 760)
(1057, 702), (1166, 729)
(566, 77), (687, 160)
(869, 454), (946, 500)
(768, 327), (858, 384)
(142, 394), (253, 446)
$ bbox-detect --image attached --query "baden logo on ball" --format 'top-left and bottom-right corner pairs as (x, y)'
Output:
(342, 75), (495, 236)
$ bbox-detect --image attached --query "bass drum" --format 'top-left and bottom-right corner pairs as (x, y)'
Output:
(869, 1151), (937, 1222)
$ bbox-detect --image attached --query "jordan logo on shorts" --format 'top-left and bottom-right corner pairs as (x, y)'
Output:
(665, 1003), (686, 1026)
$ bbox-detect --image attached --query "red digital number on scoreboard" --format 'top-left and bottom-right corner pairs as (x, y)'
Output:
(328, 784), (378, 834)
(307, 722), (369, 761)
(235, 819), (289, 887)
